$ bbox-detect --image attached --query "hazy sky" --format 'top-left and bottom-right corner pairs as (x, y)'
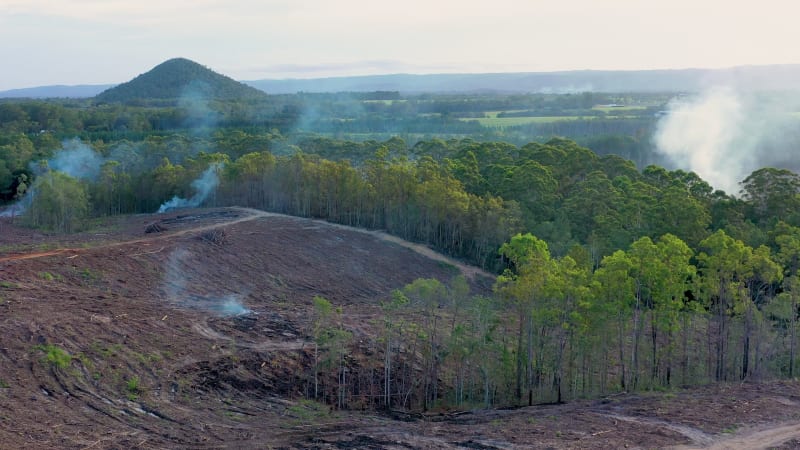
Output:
(1, 0), (799, 90)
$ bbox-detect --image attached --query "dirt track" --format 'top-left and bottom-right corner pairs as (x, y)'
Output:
(3, 207), (800, 449)
(674, 422), (800, 450)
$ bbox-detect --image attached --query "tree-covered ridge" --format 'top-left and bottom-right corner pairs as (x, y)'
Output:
(94, 58), (268, 104)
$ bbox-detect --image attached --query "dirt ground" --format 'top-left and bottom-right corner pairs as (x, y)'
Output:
(2, 207), (800, 449)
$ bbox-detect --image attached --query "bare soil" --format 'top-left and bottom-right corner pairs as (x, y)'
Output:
(2, 207), (800, 449)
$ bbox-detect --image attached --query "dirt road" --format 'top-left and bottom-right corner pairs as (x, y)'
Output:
(673, 421), (800, 449)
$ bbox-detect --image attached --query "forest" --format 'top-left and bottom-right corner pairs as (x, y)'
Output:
(4, 85), (800, 412)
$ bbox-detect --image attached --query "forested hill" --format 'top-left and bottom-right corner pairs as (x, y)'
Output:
(94, 58), (268, 104)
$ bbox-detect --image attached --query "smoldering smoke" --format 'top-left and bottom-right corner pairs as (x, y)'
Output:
(163, 247), (251, 316)
(157, 162), (223, 213)
(654, 88), (800, 196)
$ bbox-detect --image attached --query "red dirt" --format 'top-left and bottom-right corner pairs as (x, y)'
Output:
(2, 207), (800, 449)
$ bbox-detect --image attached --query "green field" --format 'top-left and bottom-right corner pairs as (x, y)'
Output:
(591, 105), (647, 112)
(462, 116), (585, 127)
(463, 114), (641, 128)
(362, 99), (408, 105)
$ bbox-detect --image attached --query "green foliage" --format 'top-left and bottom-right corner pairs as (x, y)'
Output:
(24, 171), (89, 233)
(37, 271), (62, 281)
(285, 399), (331, 423)
(126, 376), (140, 400)
(36, 344), (71, 369)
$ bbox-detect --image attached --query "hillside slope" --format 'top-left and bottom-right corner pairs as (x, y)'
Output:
(3, 208), (800, 449)
(0, 207), (487, 448)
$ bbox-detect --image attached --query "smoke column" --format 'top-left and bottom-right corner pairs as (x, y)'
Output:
(48, 139), (104, 181)
(654, 88), (749, 195)
(157, 162), (223, 213)
(654, 88), (800, 196)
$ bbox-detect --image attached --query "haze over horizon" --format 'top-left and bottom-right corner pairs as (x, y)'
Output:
(2, 0), (799, 91)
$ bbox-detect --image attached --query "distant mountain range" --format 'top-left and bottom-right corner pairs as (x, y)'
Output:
(245, 65), (800, 94)
(0, 84), (115, 98)
(4, 63), (800, 98)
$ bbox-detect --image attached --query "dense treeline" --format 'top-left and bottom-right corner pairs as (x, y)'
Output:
(9, 133), (800, 265)
(216, 150), (520, 268)
(307, 221), (800, 410)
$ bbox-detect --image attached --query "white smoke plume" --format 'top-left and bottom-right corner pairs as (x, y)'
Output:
(47, 138), (104, 181)
(157, 162), (223, 213)
(217, 296), (252, 316)
(654, 88), (800, 196)
(163, 247), (251, 316)
(179, 80), (219, 137)
(1, 139), (102, 217)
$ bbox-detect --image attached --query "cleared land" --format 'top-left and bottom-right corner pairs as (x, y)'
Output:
(1, 207), (800, 449)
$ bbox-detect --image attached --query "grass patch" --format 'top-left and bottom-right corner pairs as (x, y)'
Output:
(0, 379), (9, 388)
(0, 281), (16, 289)
(592, 105), (647, 112)
(126, 376), (140, 401)
(134, 351), (162, 364)
(35, 344), (71, 369)
(463, 112), (645, 127)
(285, 399), (331, 422)
(75, 352), (95, 372)
(37, 271), (63, 281)
(92, 342), (123, 359)
(223, 410), (247, 422)
(463, 116), (585, 127)
(78, 267), (102, 281)
(722, 425), (738, 434)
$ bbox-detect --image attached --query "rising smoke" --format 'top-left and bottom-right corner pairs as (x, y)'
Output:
(47, 138), (105, 181)
(157, 162), (223, 213)
(163, 247), (251, 316)
(654, 88), (800, 196)
(0, 139), (104, 217)
(179, 80), (220, 137)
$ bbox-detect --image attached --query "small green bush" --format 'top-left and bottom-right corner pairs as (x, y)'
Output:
(38, 272), (55, 281)
(36, 344), (71, 369)
(126, 377), (140, 400)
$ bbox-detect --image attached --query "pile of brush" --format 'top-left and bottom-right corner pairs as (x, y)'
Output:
(199, 229), (227, 245)
(144, 222), (167, 233)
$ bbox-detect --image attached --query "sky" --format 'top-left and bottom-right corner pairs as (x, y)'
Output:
(1, 0), (799, 90)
